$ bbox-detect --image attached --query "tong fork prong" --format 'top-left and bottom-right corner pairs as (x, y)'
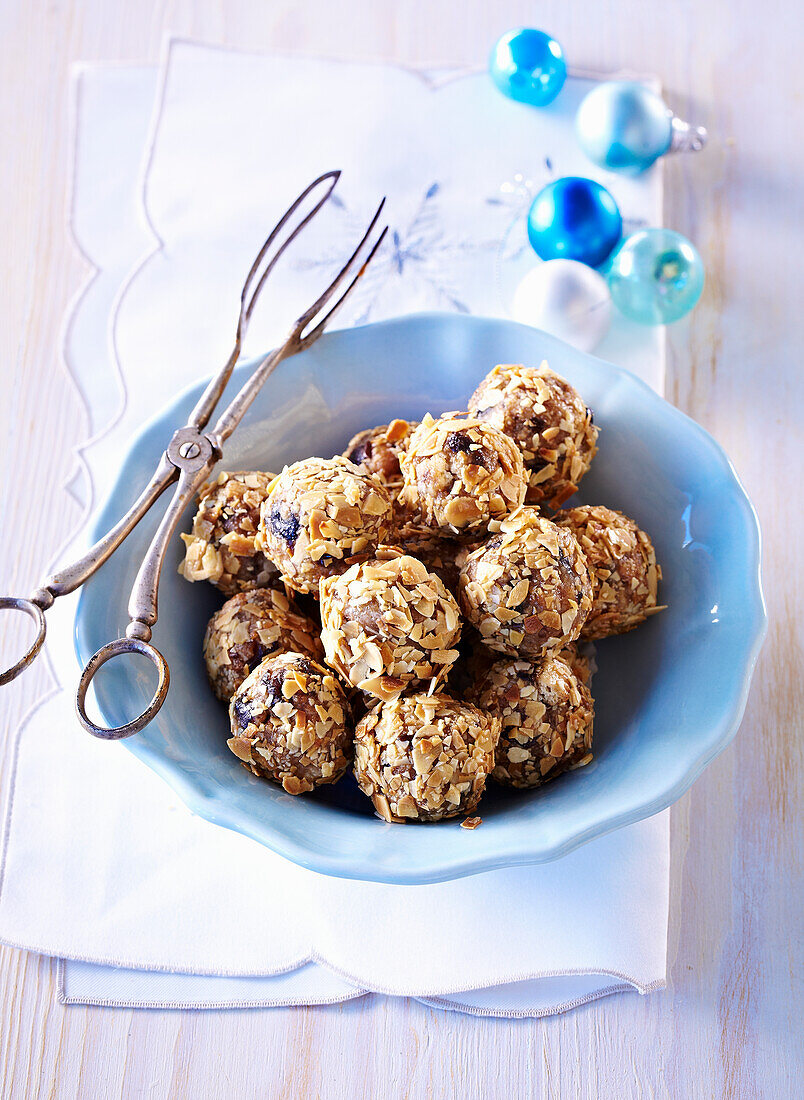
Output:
(208, 195), (388, 449)
(297, 220), (389, 348)
(293, 197), (387, 350)
(239, 170), (342, 331)
(187, 170), (342, 434)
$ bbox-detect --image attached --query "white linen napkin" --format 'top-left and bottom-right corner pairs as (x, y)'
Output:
(0, 44), (669, 1014)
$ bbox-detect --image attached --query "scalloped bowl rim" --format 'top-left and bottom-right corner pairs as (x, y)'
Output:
(74, 313), (767, 883)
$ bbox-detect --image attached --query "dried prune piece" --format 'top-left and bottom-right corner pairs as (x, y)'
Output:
(270, 507), (300, 546)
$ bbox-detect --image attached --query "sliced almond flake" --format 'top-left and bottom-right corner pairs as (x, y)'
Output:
(431, 649), (459, 664)
(507, 746), (530, 763)
(363, 491), (389, 516)
(227, 737), (253, 763)
(561, 610), (577, 635)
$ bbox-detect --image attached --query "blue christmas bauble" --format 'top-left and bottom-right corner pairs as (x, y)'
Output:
(607, 228), (705, 324)
(489, 29), (567, 107)
(527, 177), (622, 268)
(575, 81), (673, 173)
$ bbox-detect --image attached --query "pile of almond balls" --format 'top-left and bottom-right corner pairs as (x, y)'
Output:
(180, 362), (663, 825)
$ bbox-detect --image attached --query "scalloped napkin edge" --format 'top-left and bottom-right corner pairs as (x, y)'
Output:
(0, 41), (669, 1014)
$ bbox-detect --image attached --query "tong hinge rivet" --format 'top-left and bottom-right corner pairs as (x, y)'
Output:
(166, 427), (214, 471)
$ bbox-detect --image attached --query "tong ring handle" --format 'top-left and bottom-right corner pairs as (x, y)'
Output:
(0, 596), (48, 686)
(75, 637), (170, 740)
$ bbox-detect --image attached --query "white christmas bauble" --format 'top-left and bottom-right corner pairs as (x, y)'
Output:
(511, 259), (612, 352)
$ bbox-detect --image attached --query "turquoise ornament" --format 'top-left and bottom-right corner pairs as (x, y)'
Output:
(576, 81), (707, 174)
(608, 229), (705, 324)
(527, 177), (622, 268)
(489, 29), (567, 107)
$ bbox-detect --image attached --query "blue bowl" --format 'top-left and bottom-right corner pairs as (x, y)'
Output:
(74, 314), (766, 884)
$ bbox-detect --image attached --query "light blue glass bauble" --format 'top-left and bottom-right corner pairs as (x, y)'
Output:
(576, 81), (707, 173)
(607, 229), (705, 324)
(527, 177), (622, 268)
(489, 29), (567, 107)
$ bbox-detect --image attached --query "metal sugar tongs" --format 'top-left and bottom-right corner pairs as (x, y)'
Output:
(0, 171), (387, 739)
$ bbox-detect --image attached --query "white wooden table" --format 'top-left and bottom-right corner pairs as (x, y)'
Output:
(0, 2), (800, 1096)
